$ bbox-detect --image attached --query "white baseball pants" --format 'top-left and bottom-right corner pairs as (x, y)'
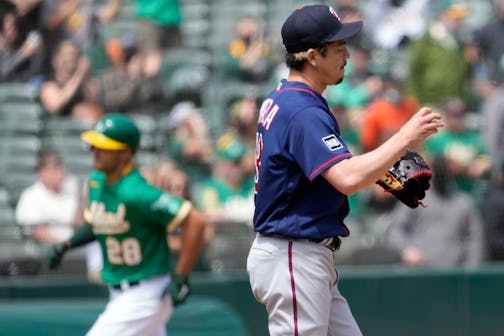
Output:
(87, 274), (173, 336)
(247, 234), (362, 336)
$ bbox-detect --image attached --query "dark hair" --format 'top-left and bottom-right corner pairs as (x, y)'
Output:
(285, 43), (329, 70)
(36, 150), (63, 171)
(285, 53), (305, 70)
(0, 10), (25, 47)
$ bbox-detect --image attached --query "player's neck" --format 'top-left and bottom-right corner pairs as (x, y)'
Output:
(105, 162), (133, 185)
(287, 70), (326, 94)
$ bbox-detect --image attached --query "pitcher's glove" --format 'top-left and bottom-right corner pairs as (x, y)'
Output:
(162, 272), (190, 306)
(376, 149), (432, 208)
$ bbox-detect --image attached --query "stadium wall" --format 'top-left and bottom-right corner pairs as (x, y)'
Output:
(1, 264), (504, 336)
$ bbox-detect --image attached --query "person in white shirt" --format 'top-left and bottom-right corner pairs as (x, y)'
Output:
(15, 150), (81, 244)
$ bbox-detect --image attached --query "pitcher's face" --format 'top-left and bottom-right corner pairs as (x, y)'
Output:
(316, 41), (351, 86)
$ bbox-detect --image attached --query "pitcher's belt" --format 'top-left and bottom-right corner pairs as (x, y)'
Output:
(259, 233), (341, 251)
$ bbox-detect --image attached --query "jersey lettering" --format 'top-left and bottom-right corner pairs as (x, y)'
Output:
(254, 132), (263, 193)
(106, 237), (143, 266)
(85, 201), (130, 234)
(258, 98), (279, 131)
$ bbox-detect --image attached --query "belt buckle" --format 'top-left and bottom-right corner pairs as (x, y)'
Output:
(113, 280), (139, 291)
(120, 280), (131, 291)
(320, 237), (341, 251)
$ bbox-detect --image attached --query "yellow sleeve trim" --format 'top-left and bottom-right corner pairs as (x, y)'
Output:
(167, 201), (192, 233)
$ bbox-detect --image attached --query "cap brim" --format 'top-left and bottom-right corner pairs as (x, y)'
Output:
(325, 21), (363, 43)
(81, 130), (129, 150)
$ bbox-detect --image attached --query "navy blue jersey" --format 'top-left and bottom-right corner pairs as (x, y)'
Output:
(253, 80), (352, 239)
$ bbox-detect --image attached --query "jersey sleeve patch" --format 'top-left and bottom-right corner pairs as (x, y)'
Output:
(322, 134), (343, 151)
(167, 200), (193, 233)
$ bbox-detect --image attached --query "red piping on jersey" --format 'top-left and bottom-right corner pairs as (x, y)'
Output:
(309, 153), (351, 180)
(276, 87), (317, 96)
(289, 241), (299, 336)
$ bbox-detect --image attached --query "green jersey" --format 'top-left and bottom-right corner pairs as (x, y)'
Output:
(83, 166), (192, 286)
(135, 0), (182, 26)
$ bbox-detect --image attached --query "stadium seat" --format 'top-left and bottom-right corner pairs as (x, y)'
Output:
(202, 80), (268, 135)
(0, 135), (41, 158)
(96, 19), (140, 44)
(125, 113), (162, 151)
(0, 134), (40, 203)
(160, 48), (212, 103)
(43, 116), (91, 135)
(0, 187), (16, 237)
(135, 150), (161, 168)
(180, 1), (210, 49)
(0, 82), (39, 103)
(181, 18), (210, 50)
(0, 102), (44, 135)
(0, 171), (36, 205)
(0, 205), (16, 228)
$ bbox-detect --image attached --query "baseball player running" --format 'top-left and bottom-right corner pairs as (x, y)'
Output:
(46, 113), (206, 336)
(247, 5), (444, 336)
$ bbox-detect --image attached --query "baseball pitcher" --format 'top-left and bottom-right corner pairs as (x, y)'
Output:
(247, 5), (443, 336)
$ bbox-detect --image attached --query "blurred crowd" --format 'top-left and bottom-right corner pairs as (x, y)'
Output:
(1, 0), (504, 276)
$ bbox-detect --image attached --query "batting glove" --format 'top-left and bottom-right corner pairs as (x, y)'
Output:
(46, 242), (69, 269)
(163, 272), (190, 306)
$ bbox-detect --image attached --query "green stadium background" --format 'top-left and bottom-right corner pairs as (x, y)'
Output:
(2, 264), (504, 336)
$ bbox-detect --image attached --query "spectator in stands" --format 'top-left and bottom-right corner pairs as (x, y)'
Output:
(227, 96), (258, 177)
(98, 32), (164, 115)
(41, 0), (121, 55)
(482, 160), (504, 261)
(1, 0), (40, 16)
(364, 0), (431, 50)
(405, 3), (476, 106)
(386, 155), (485, 267)
(424, 97), (492, 201)
(143, 159), (192, 202)
(222, 16), (273, 83)
(0, 7), (44, 82)
(142, 159), (212, 272)
(334, 0), (364, 24)
(480, 76), (504, 181)
(15, 150), (82, 245)
(195, 132), (254, 226)
(471, 0), (504, 91)
(39, 39), (103, 123)
(142, 158), (176, 192)
(164, 101), (213, 186)
(359, 75), (418, 152)
(0, 0), (42, 36)
(336, 74), (417, 226)
(228, 96), (257, 147)
(99, 32), (164, 115)
(162, 167), (191, 201)
(133, 0), (183, 52)
(356, 75), (418, 222)
(325, 44), (383, 114)
(333, 0), (365, 49)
